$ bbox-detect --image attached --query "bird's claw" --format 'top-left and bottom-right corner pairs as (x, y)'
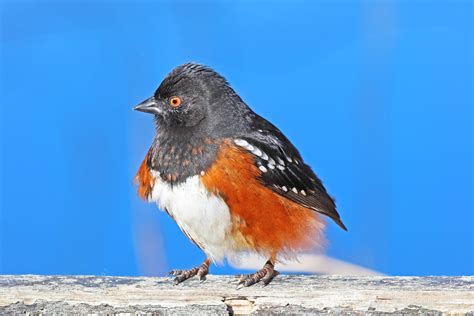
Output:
(168, 260), (210, 285)
(236, 261), (279, 289)
(168, 269), (183, 276)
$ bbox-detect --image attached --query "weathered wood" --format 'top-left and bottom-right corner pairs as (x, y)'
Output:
(0, 275), (472, 315)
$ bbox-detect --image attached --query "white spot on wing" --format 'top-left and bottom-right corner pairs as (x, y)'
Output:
(252, 147), (262, 157)
(282, 186), (288, 192)
(234, 139), (248, 147)
(235, 140), (295, 177)
(292, 187), (298, 193)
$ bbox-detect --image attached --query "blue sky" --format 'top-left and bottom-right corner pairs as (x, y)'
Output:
(1, 0), (472, 276)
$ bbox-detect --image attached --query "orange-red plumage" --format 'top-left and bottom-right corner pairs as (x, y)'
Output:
(201, 141), (325, 259)
(135, 150), (154, 200)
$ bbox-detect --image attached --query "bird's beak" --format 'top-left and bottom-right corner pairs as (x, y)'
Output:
(134, 97), (162, 115)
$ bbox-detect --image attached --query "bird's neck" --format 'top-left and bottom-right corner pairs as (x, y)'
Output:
(148, 127), (219, 184)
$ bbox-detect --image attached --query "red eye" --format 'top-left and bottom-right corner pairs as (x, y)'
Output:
(169, 96), (182, 108)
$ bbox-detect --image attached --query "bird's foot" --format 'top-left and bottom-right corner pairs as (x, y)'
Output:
(237, 260), (279, 289)
(169, 259), (210, 284)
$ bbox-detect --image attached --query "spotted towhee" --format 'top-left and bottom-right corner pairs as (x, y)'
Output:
(134, 63), (346, 287)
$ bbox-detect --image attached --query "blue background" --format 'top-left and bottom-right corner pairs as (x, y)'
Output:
(1, 0), (472, 276)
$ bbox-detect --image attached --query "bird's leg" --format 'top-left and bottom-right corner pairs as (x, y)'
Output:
(237, 259), (280, 288)
(169, 258), (211, 284)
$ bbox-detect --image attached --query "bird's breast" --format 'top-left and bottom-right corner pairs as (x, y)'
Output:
(149, 135), (219, 184)
(149, 172), (235, 262)
(135, 139), (325, 262)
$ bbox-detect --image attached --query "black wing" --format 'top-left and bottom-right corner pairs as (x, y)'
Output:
(234, 118), (347, 231)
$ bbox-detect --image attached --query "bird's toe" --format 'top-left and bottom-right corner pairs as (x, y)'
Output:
(236, 261), (279, 288)
(168, 269), (183, 276)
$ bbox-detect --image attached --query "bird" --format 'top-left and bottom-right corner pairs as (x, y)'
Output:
(134, 63), (347, 287)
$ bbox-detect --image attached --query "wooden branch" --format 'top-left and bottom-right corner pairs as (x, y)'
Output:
(0, 275), (472, 315)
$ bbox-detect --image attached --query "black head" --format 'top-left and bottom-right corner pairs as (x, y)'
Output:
(134, 63), (246, 130)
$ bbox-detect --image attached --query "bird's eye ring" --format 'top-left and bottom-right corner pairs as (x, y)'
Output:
(169, 96), (182, 108)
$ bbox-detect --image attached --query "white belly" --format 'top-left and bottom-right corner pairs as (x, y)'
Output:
(150, 173), (233, 262)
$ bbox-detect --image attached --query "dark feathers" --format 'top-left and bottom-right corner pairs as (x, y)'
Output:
(234, 115), (347, 230)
